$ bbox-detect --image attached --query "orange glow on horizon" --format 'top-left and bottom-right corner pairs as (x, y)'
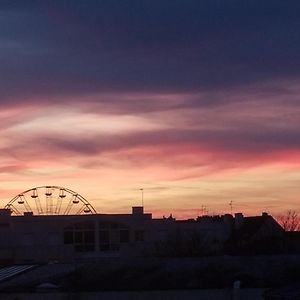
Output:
(0, 90), (299, 219)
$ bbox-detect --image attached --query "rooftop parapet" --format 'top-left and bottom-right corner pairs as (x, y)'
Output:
(0, 208), (11, 217)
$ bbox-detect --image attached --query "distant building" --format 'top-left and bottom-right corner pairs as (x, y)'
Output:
(0, 206), (285, 264)
(226, 212), (284, 254)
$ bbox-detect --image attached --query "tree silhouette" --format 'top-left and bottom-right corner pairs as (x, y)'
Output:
(277, 210), (300, 231)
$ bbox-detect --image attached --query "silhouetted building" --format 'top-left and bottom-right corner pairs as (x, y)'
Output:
(227, 212), (284, 254)
(283, 231), (300, 254)
(0, 208), (284, 264)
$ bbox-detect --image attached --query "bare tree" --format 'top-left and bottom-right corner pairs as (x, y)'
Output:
(277, 210), (300, 231)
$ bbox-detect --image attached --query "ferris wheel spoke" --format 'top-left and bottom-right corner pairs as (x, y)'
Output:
(88, 205), (97, 214)
(17, 194), (32, 213)
(35, 195), (43, 215)
(8, 204), (22, 216)
(55, 196), (62, 214)
(56, 188), (66, 215)
(53, 192), (59, 214)
(76, 204), (85, 215)
(83, 205), (92, 214)
(46, 195), (54, 215)
(23, 196), (33, 213)
(77, 204), (92, 214)
(45, 187), (53, 215)
(31, 189), (43, 215)
(46, 196), (49, 214)
(48, 196), (53, 214)
(64, 198), (73, 215)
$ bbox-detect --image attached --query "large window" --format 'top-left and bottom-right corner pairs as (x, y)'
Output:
(64, 221), (130, 253)
(98, 221), (130, 251)
(64, 221), (95, 252)
(120, 230), (130, 243)
(99, 229), (110, 251)
(134, 230), (144, 242)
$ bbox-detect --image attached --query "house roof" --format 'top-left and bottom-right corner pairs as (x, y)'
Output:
(234, 215), (283, 240)
(239, 216), (267, 237)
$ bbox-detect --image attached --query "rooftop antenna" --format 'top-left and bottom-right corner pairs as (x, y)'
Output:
(229, 201), (233, 215)
(201, 205), (207, 216)
(140, 188), (144, 207)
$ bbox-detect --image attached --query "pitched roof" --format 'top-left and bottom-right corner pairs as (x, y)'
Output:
(239, 216), (266, 237)
(235, 215), (283, 240)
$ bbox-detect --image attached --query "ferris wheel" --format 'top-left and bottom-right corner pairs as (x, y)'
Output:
(4, 186), (97, 216)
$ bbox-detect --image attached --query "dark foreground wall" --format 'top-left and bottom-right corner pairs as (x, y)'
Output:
(1, 289), (266, 300)
(1, 255), (300, 292)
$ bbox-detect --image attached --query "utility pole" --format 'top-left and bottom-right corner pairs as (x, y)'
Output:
(229, 201), (233, 215)
(201, 205), (207, 216)
(140, 188), (144, 207)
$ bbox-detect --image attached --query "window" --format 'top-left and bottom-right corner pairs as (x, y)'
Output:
(63, 221), (95, 252)
(75, 231), (84, 243)
(99, 243), (110, 251)
(75, 245), (85, 252)
(99, 230), (110, 243)
(98, 222), (130, 251)
(135, 230), (144, 242)
(99, 230), (110, 251)
(64, 231), (73, 244)
(120, 230), (130, 243)
(84, 231), (95, 243)
(98, 222), (109, 229)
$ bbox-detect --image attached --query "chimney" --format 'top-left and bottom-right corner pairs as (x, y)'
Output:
(234, 213), (244, 230)
(132, 206), (144, 216)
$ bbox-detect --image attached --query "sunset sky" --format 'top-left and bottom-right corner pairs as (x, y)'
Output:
(1, 1), (300, 218)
